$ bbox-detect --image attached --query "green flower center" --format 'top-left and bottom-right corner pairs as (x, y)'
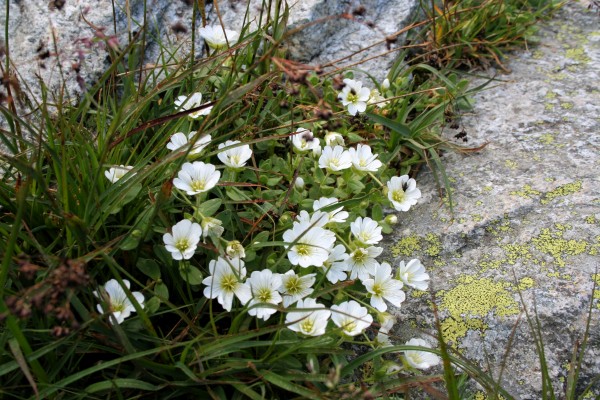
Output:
(352, 248), (368, 263)
(220, 274), (237, 293)
(230, 155), (241, 165)
(343, 320), (357, 333)
(191, 179), (206, 192)
(347, 92), (359, 104)
(175, 238), (190, 252)
(256, 287), (272, 303)
(392, 189), (405, 203)
(295, 244), (311, 257)
(372, 283), (384, 297)
(112, 301), (126, 313)
(300, 318), (315, 333)
(285, 276), (302, 294)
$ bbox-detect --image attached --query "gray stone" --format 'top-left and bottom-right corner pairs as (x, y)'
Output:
(382, 3), (600, 398)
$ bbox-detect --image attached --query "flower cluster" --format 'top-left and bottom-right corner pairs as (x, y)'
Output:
(338, 78), (389, 116)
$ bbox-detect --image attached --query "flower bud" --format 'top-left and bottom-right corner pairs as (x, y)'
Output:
(384, 214), (398, 225)
(295, 176), (305, 190)
(324, 131), (345, 146)
(382, 78), (390, 90)
(226, 240), (245, 259)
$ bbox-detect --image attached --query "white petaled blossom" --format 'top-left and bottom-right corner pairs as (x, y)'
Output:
(279, 271), (316, 307)
(348, 144), (383, 172)
(200, 217), (224, 240)
(226, 240), (246, 259)
(105, 165), (134, 183)
(338, 78), (371, 116)
(404, 338), (441, 370)
(330, 300), (373, 336)
(290, 128), (320, 153)
(202, 257), (251, 312)
(94, 279), (144, 325)
(246, 269), (283, 320)
(198, 25), (239, 50)
(166, 132), (212, 155)
(173, 162), (220, 195)
(351, 217), (383, 245)
(174, 92), (212, 119)
(367, 88), (387, 108)
(163, 219), (202, 260)
(285, 298), (331, 336)
(217, 140), (253, 169)
(283, 221), (336, 268)
(324, 131), (345, 146)
(347, 246), (383, 281)
(294, 210), (328, 228)
(313, 197), (349, 224)
(321, 244), (349, 284)
(318, 145), (352, 172)
(386, 175), (422, 212)
(397, 259), (430, 290)
(363, 262), (405, 312)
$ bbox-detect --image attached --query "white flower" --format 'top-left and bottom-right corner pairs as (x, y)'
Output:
(363, 262), (405, 312)
(367, 88), (387, 108)
(163, 219), (202, 260)
(201, 216), (224, 240)
(283, 221), (336, 268)
(404, 338), (440, 370)
(347, 246), (383, 281)
(173, 161), (220, 195)
(94, 279), (144, 325)
(105, 165), (134, 183)
(318, 145), (352, 172)
(397, 259), (430, 290)
(226, 240), (246, 259)
(338, 78), (371, 116)
(246, 269), (283, 320)
(321, 244), (349, 284)
(198, 25), (239, 50)
(174, 92), (212, 119)
(202, 257), (251, 312)
(351, 217), (383, 245)
(217, 140), (253, 169)
(285, 298), (331, 336)
(279, 271), (316, 307)
(376, 313), (396, 346)
(294, 210), (328, 228)
(324, 131), (345, 146)
(313, 197), (349, 224)
(167, 132), (212, 155)
(348, 144), (383, 172)
(387, 175), (421, 212)
(330, 300), (373, 336)
(290, 128), (320, 153)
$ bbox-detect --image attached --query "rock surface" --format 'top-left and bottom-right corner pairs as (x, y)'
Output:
(0, 0), (418, 108)
(383, 2), (600, 398)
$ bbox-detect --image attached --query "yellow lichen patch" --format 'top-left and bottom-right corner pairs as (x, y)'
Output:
(505, 160), (518, 169)
(424, 234), (442, 257)
(486, 215), (513, 237)
(391, 235), (421, 257)
(545, 103), (555, 111)
(502, 243), (533, 265)
(517, 277), (535, 290)
(560, 102), (574, 110)
(531, 225), (588, 267)
(510, 184), (541, 199)
(565, 47), (591, 63)
(479, 255), (504, 272)
(533, 50), (544, 59)
(544, 90), (557, 99)
(472, 214), (483, 223)
(438, 276), (520, 345)
(475, 200), (483, 206)
(541, 181), (583, 205)
(482, 185), (493, 193)
(585, 216), (597, 224)
(539, 133), (555, 145)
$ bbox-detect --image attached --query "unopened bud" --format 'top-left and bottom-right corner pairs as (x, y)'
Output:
(226, 240), (246, 259)
(295, 176), (305, 190)
(385, 214), (398, 225)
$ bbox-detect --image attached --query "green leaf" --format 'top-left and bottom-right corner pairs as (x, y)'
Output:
(154, 282), (169, 300)
(145, 297), (161, 314)
(371, 204), (383, 221)
(137, 258), (161, 280)
(180, 265), (203, 285)
(196, 198), (222, 217)
(84, 378), (162, 393)
(347, 179), (365, 194)
(262, 371), (316, 398)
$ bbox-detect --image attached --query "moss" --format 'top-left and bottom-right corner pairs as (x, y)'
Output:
(541, 181), (582, 205)
(391, 235), (421, 257)
(510, 184), (541, 199)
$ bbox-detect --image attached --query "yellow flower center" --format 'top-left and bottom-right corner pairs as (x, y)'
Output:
(230, 155), (241, 165)
(347, 92), (359, 104)
(175, 238), (190, 252)
(352, 248), (368, 263)
(256, 288), (272, 303)
(295, 244), (311, 257)
(300, 318), (315, 333)
(371, 283), (384, 297)
(343, 320), (357, 333)
(392, 189), (405, 203)
(285, 276), (303, 294)
(191, 179), (206, 192)
(220, 274), (237, 293)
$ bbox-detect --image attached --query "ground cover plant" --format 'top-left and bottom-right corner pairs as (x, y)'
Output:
(0, 0), (573, 398)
